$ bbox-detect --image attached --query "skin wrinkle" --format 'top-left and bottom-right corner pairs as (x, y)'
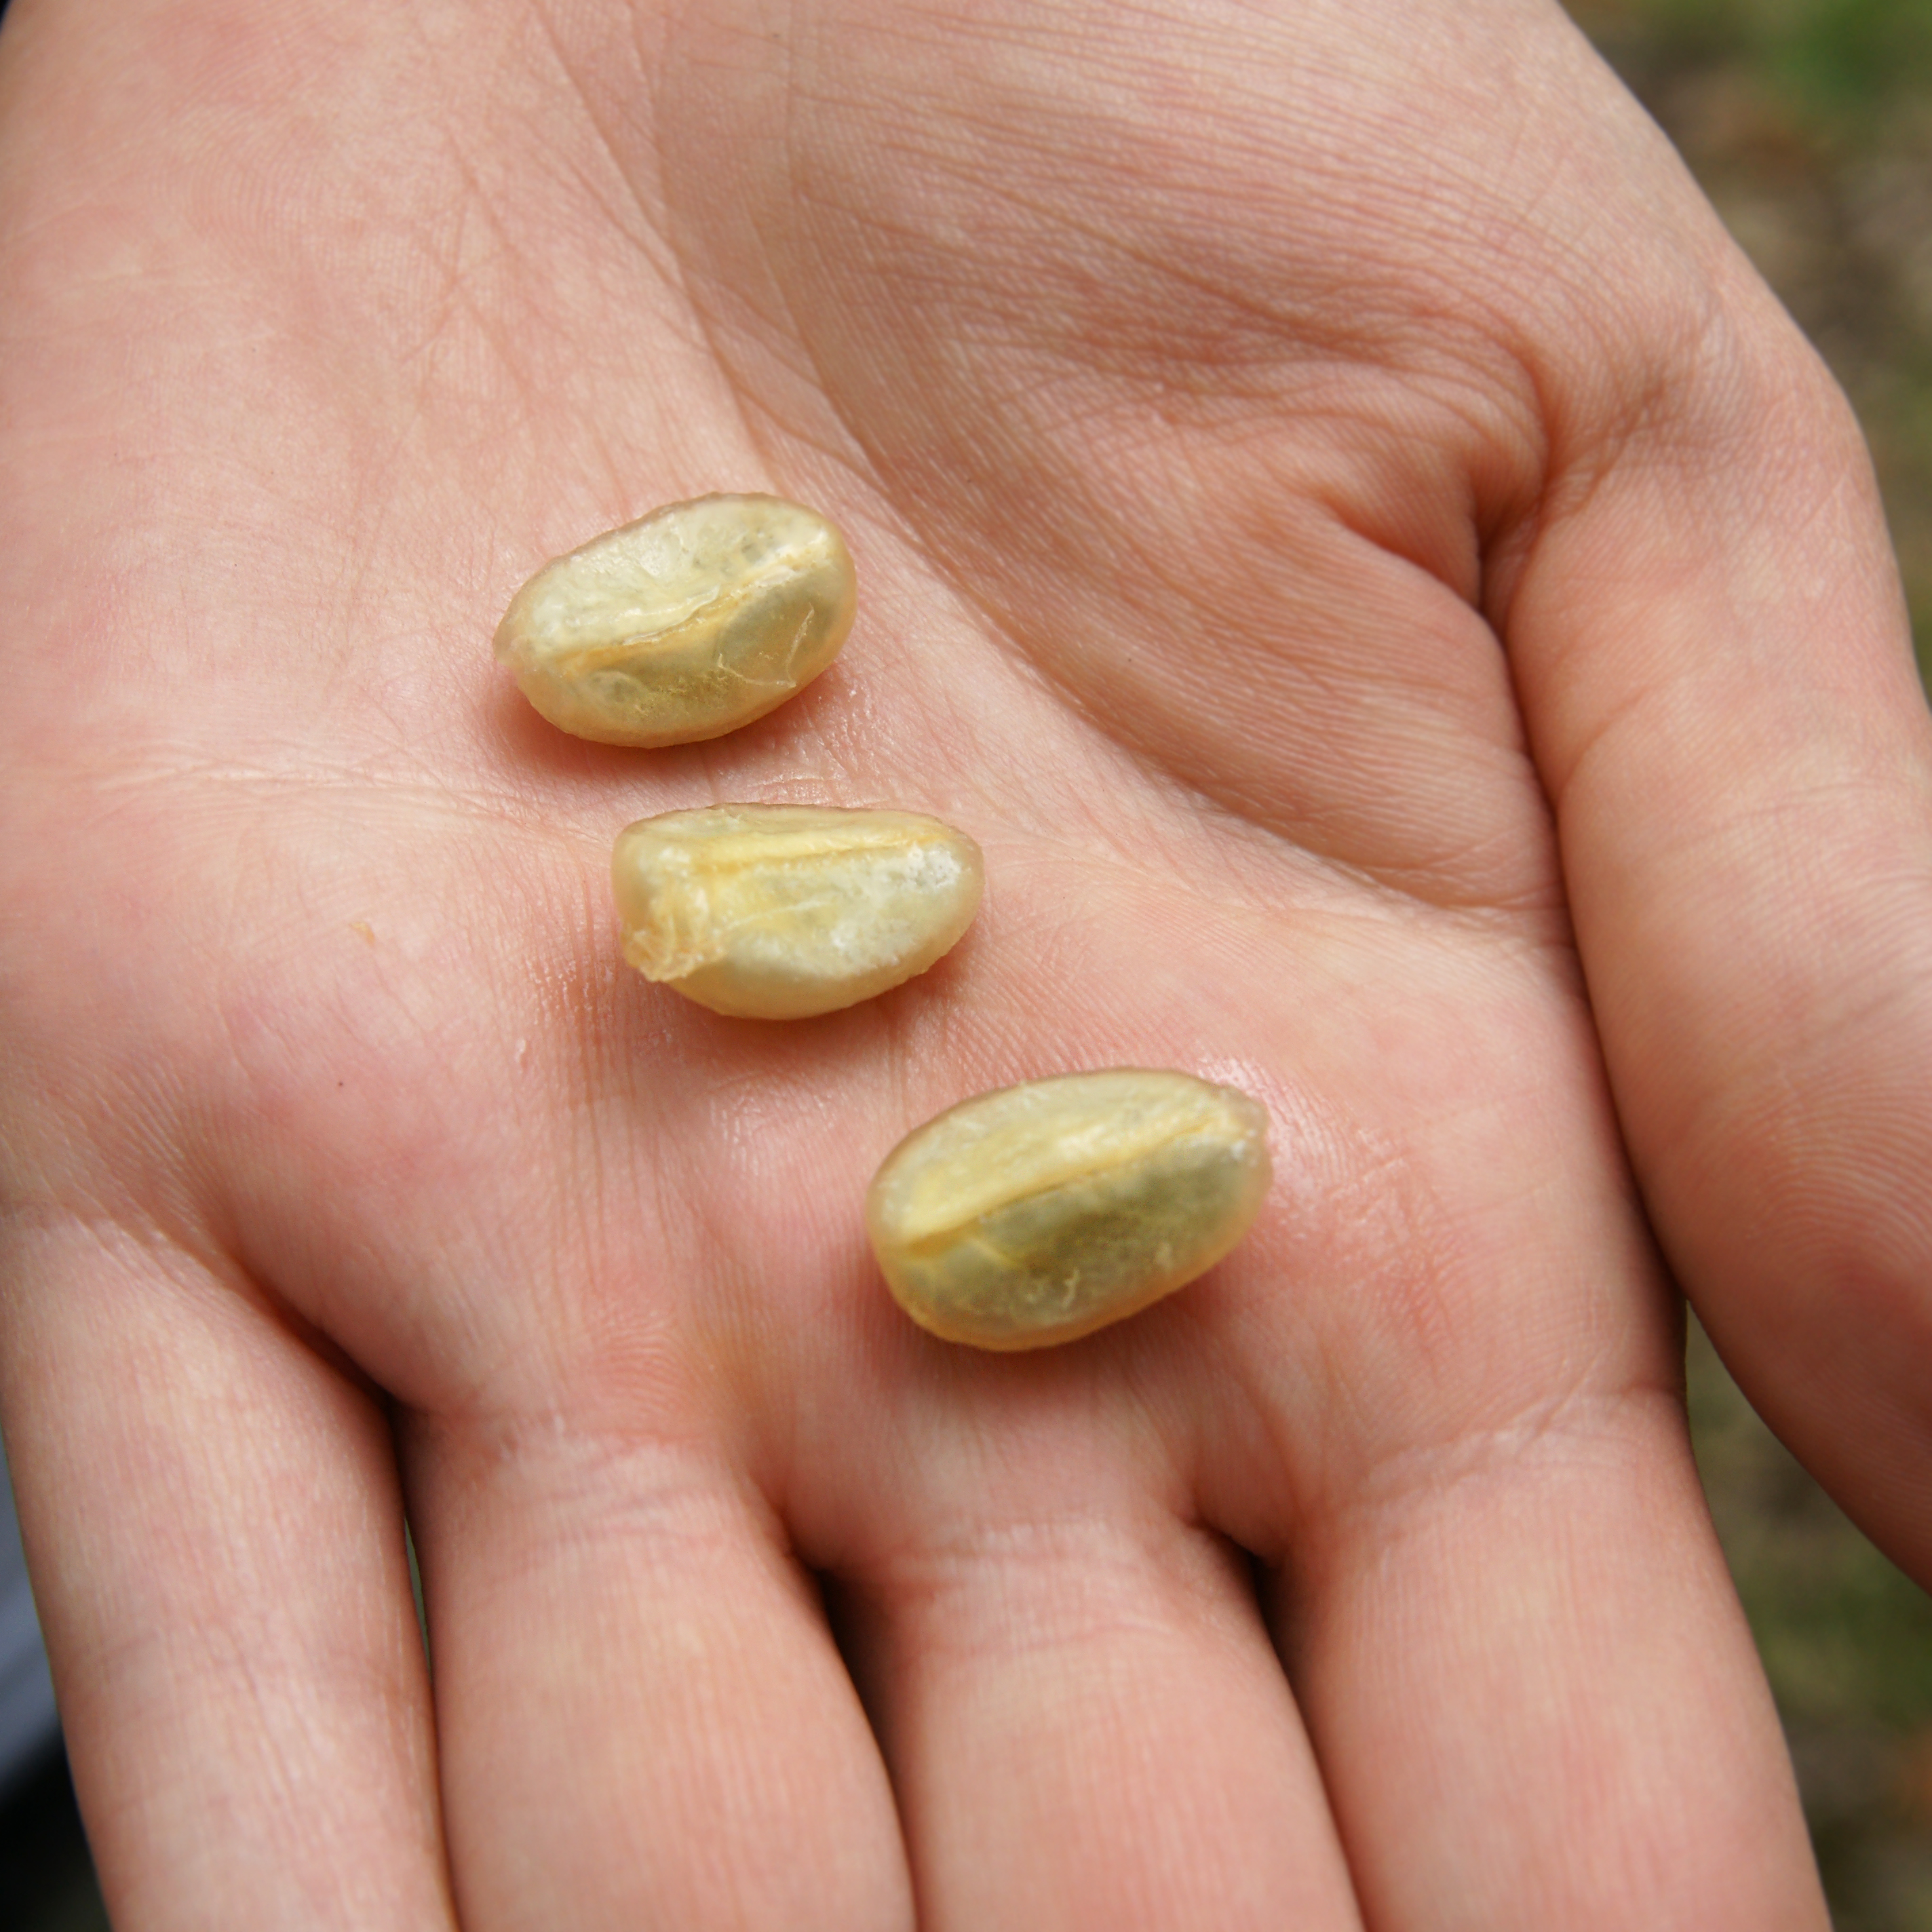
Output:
(739, 376), (1547, 910)
(1317, 1378), (1690, 1558)
(1480, 302), (1761, 665)
(1005, 813), (1380, 933)
(849, 1509), (1250, 1671)
(1198, 1142), (1450, 1536)
(1663, 975), (1932, 1241)
(230, 871), (600, 1383)
(644, 12), (832, 503)
(387, 147), (519, 410)
(1267, 1126), (1654, 1522)
(664, 43), (1522, 687)
(413, 1415), (775, 1565)
(321, 271), (477, 640)
(5, 1237), (416, 1689)
(1012, 663), (1550, 920)
(804, 9), (1570, 403)
(524, 4), (665, 271)
(661, 125), (1559, 909)
(1541, 612), (1909, 925)
(1484, 279), (1761, 664)
(0, 1217), (335, 1427)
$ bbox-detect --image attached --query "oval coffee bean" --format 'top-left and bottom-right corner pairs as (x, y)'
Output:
(613, 803), (984, 1019)
(494, 494), (856, 746)
(867, 1069), (1271, 1349)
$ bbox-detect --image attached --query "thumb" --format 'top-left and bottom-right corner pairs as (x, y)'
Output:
(1505, 226), (1932, 1579)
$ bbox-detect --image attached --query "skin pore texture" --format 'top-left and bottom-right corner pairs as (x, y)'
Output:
(0, 1), (1929, 1929)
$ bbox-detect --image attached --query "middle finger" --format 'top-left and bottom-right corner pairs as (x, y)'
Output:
(826, 1372), (1362, 1932)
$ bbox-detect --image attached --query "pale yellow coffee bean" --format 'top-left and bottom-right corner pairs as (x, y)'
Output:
(612, 804), (984, 1020)
(867, 1070), (1271, 1350)
(494, 495), (856, 746)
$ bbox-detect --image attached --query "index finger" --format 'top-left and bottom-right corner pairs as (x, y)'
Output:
(1499, 102), (1932, 1578)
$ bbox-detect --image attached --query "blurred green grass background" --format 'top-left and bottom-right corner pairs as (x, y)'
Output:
(1571, 8), (1932, 1923)
(1573, 0), (1932, 693)
(1686, 1315), (1932, 1926)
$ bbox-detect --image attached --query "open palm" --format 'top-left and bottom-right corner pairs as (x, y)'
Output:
(5, 1), (1931, 1927)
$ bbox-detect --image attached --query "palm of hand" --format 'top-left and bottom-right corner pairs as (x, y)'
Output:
(4, 1), (1899, 1926)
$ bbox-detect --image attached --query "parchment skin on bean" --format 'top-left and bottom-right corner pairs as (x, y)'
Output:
(493, 494), (857, 746)
(612, 804), (984, 1020)
(867, 1070), (1271, 1349)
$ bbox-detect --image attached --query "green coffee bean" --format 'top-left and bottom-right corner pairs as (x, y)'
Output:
(868, 1070), (1271, 1349)
(495, 495), (855, 746)
(613, 804), (983, 1019)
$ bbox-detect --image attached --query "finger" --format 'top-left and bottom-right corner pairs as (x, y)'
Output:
(1501, 219), (1932, 1577)
(0, 1218), (452, 1931)
(834, 1431), (1361, 1932)
(404, 1415), (912, 1932)
(1286, 1389), (1827, 1930)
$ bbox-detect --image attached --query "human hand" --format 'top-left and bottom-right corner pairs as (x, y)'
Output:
(2, 1), (1927, 1926)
